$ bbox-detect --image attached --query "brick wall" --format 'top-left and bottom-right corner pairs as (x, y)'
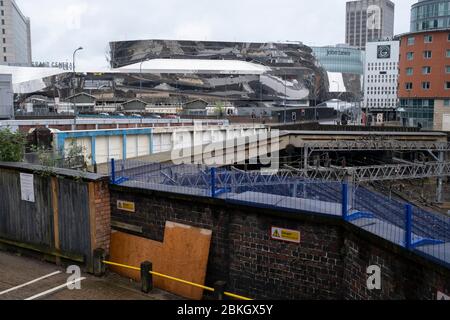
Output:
(110, 186), (450, 300)
(93, 180), (111, 253)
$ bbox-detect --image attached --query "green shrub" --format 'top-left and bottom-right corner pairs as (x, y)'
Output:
(0, 128), (26, 162)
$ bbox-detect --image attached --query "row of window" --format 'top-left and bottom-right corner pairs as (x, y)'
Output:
(407, 34), (450, 45)
(405, 82), (450, 90)
(406, 50), (450, 60)
(406, 66), (450, 75)
(0, 1), (5, 63)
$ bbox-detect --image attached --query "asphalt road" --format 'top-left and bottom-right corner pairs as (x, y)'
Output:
(0, 251), (180, 300)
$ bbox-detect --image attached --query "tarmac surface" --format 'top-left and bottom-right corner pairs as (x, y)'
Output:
(0, 251), (181, 300)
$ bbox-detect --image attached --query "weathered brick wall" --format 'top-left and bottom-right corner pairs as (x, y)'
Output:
(93, 180), (111, 253)
(341, 232), (450, 300)
(110, 186), (450, 300)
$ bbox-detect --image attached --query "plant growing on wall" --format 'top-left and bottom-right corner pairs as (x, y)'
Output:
(0, 128), (26, 162)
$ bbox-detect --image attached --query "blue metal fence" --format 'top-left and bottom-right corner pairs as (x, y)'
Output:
(109, 159), (450, 269)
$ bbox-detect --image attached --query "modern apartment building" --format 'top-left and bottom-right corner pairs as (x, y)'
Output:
(346, 0), (395, 50)
(397, 28), (450, 130)
(364, 39), (400, 122)
(0, 0), (32, 66)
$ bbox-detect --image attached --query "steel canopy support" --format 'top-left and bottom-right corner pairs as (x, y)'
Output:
(436, 151), (444, 203)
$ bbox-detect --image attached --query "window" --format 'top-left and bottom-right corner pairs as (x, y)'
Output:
(423, 51), (432, 59)
(405, 83), (413, 90)
(446, 82), (450, 90)
(447, 50), (450, 58)
(444, 100), (450, 107)
(407, 52), (414, 60)
(422, 66), (432, 74)
(424, 35), (433, 43)
(448, 34), (450, 42)
(446, 66), (450, 74)
(422, 82), (430, 90)
(406, 68), (413, 76)
(408, 37), (415, 45)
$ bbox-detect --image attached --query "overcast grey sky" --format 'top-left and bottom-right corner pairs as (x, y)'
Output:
(16, 0), (416, 69)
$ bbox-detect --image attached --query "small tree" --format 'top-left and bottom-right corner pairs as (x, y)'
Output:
(214, 101), (226, 117)
(0, 128), (26, 162)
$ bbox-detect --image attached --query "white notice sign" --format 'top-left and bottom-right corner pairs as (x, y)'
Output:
(20, 173), (35, 203)
(437, 291), (450, 300)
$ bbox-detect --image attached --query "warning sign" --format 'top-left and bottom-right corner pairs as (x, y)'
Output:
(271, 227), (301, 244)
(437, 291), (450, 300)
(117, 200), (135, 213)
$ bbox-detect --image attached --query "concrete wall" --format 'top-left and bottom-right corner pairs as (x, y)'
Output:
(0, 74), (13, 119)
(55, 125), (268, 166)
(434, 100), (450, 131)
(110, 185), (450, 300)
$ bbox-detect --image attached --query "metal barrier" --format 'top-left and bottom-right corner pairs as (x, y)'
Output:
(108, 159), (450, 270)
(93, 249), (252, 300)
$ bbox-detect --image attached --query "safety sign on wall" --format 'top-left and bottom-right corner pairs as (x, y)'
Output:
(271, 227), (301, 244)
(117, 200), (135, 213)
(437, 291), (450, 300)
(20, 173), (35, 203)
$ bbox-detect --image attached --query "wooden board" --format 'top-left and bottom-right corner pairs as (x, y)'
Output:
(109, 221), (212, 300)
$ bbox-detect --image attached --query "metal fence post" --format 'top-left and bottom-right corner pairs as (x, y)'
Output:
(211, 167), (216, 198)
(93, 248), (106, 277)
(342, 183), (348, 221)
(405, 204), (413, 250)
(141, 261), (153, 294)
(111, 158), (116, 184)
(214, 281), (227, 300)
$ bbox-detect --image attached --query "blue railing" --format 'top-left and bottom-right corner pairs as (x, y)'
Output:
(109, 159), (450, 269)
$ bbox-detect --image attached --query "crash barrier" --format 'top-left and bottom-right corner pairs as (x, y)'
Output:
(93, 249), (252, 301)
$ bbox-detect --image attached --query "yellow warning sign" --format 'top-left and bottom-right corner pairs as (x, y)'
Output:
(117, 200), (135, 213)
(271, 227), (301, 243)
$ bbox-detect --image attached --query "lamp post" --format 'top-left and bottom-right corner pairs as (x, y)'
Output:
(139, 59), (146, 93)
(72, 47), (83, 73)
(72, 47), (83, 96)
(276, 68), (288, 123)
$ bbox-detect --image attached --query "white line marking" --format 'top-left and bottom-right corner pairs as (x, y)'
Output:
(24, 277), (86, 301)
(0, 271), (62, 296)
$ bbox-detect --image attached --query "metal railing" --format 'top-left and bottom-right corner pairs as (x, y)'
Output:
(92, 249), (252, 301)
(109, 159), (450, 270)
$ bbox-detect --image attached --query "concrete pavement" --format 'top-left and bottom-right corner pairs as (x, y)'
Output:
(0, 251), (181, 300)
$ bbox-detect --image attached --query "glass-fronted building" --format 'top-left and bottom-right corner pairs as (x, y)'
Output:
(312, 45), (365, 75)
(399, 99), (435, 129)
(411, 0), (450, 32)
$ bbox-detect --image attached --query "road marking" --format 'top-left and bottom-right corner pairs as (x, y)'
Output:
(24, 277), (86, 301)
(0, 271), (62, 296)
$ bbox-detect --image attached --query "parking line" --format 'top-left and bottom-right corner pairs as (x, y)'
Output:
(0, 271), (62, 296)
(24, 277), (86, 301)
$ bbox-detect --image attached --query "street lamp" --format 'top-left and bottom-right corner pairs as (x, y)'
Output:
(71, 47), (83, 96)
(72, 47), (83, 73)
(276, 68), (288, 123)
(139, 59), (147, 93)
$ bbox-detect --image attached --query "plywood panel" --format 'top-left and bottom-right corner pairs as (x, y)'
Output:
(109, 222), (212, 300)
